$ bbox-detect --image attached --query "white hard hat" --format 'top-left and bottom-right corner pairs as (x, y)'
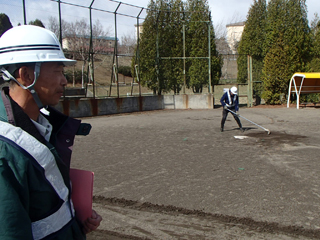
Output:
(0, 25), (76, 110)
(0, 25), (76, 69)
(230, 86), (237, 95)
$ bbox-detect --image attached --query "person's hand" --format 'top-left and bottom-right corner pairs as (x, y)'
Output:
(83, 209), (102, 234)
(223, 105), (228, 110)
(235, 111), (239, 116)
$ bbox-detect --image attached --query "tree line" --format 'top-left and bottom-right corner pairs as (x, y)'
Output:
(237, 0), (320, 104)
(135, 0), (223, 95)
(1, 5), (222, 95)
(2, 0), (319, 103)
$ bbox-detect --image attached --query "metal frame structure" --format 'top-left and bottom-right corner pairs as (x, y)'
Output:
(50, 0), (145, 98)
(20, 0), (225, 98)
(247, 55), (253, 107)
(287, 72), (320, 109)
(158, 19), (212, 94)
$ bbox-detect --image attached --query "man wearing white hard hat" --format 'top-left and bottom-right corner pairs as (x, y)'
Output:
(0, 25), (101, 239)
(220, 86), (243, 132)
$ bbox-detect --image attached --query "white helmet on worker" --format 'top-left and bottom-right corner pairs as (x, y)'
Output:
(230, 86), (237, 95)
(0, 25), (76, 69)
(0, 25), (76, 109)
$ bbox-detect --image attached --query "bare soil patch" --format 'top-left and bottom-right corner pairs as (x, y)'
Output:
(71, 107), (320, 239)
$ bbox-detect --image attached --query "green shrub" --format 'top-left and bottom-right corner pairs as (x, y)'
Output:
(65, 69), (88, 84)
(118, 66), (132, 77)
(300, 93), (320, 103)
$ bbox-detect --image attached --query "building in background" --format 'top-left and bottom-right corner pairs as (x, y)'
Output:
(134, 23), (144, 40)
(226, 22), (245, 54)
(62, 35), (118, 54)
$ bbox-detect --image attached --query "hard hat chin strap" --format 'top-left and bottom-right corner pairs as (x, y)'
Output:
(1, 62), (46, 111)
(28, 63), (45, 110)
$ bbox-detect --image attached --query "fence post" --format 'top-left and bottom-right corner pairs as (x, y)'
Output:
(183, 23), (186, 94)
(247, 55), (253, 107)
(208, 20), (212, 94)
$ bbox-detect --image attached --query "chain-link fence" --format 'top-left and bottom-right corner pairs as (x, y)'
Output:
(215, 54), (264, 107)
(220, 54), (239, 84)
(66, 53), (264, 107)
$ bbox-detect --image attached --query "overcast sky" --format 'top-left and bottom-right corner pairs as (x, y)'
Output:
(1, 0), (319, 40)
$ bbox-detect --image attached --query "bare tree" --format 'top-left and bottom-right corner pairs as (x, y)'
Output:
(67, 19), (89, 87)
(310, 13), (320, 35)
(48, 16), (70, 43)
(214, 20), (227, 40)
(214, 20), (232, 55)
(48, 17), (112, 87)
(120, 32), (136, 55)
(66, 19), (112, 87)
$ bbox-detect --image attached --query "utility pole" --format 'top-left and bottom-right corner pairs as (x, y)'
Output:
(22, 0), (26, 25)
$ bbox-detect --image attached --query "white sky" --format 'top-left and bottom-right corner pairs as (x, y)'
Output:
(1, 0), (319, 40)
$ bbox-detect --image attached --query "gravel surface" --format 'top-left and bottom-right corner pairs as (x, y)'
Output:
(71, 106), (320, 239)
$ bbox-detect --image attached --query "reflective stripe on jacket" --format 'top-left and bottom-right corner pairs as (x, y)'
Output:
(0, 121), (75, 240)
(226, 91), (237, 108)
(220, 91), (239, 111)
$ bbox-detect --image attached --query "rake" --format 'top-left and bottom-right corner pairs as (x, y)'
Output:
(226, 108), (271, 135)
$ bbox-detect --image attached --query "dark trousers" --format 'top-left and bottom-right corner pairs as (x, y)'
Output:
(221, 108), (242, 129)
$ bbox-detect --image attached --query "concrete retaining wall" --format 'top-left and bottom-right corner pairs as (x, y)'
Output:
(163, 94), (214, 109)
(55, 94), (214, 118)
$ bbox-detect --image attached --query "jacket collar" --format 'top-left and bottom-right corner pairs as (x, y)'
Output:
(0, 87), (45, 143)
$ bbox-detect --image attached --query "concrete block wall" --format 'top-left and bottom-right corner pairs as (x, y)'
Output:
(163, 94), (214, 109)
(56, 94), (214, 118)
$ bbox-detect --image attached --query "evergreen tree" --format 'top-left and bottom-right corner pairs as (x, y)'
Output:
(0, 13), (13, 36)
(166, 0), (185, 94)
(138, 0), (159, 94)
(285, 0), (311, 73)
(138, 0), (175, 95)
(186, 0), (210, 93)
(29, 19), (45, 28)
(138, 0), (221, 94)
(262, 33), (290, 104)
(237, 0), (267, 84)
(210, 22), (223, 90)
(262, 0), (311, 104)
(186, 0), (221, 93)
(263, 0), (287, 54)
(262, 0), (287, 104)
(308, 14), (320, 71)
(156, 0), (177, 94)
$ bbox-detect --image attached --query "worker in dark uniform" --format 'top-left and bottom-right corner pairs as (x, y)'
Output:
(220, 86), (244, 132)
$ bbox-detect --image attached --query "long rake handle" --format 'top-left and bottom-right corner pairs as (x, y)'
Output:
(226, 108), (270, 133)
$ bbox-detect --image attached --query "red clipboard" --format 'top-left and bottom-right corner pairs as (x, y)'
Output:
(69, 168), (94, 224)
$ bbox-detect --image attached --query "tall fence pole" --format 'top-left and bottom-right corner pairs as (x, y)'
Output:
(109, 3), (121, 98)
(134, 8), (144, 97)
(88, 0), (95, 99)
(156, 11), (161, 95)
(58, 0), (62, 46)
(22, 0), (26, 24)
(115, 3), (120, 98)
(183, 23), (186, 94)
(208, 20), (212, 94)
(249, 56), (253, 106)
(247, 55), (253, 107)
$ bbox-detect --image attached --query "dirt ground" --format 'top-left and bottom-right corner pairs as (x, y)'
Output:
(70, 106), (320, 239)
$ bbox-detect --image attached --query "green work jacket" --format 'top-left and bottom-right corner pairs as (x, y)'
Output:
(0, 87), (90, 240)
